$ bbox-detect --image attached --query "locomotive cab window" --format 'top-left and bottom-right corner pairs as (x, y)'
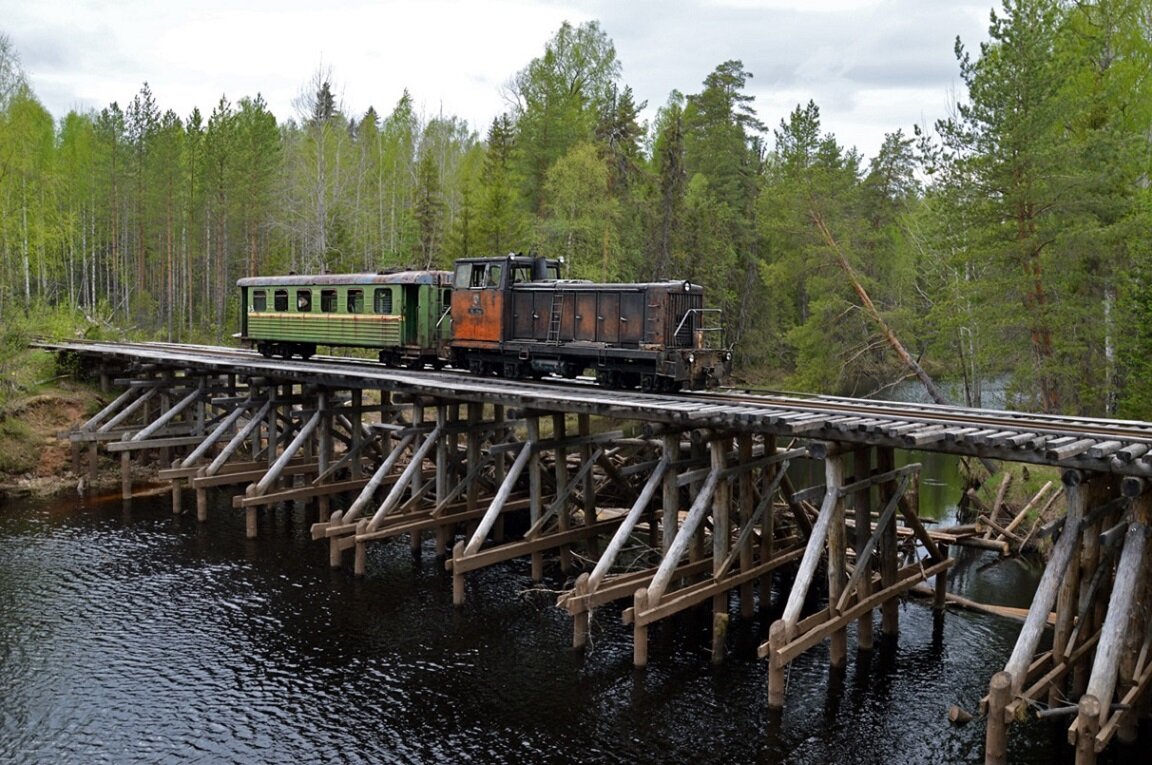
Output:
(374, 287), (393, 314)
(464, 263), (484, 288)
(297, 290), (312, 312)
(347, 289), (364, 313)
(320, 289), (337, 313)
(274, 289), (289, 311)
(252, 290), (267, 312)
(461, 262), (503, 289)
(511, 265), (532, 284)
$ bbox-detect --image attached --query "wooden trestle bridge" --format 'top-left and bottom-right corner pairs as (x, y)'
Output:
(37, 340), (1152, 764)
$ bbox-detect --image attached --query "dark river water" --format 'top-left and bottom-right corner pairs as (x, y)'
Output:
(0, 456), (1146, 764)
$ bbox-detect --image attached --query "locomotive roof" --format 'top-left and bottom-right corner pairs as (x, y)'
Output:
(512, 280), (704, 292)
(237, 271), (452, 287)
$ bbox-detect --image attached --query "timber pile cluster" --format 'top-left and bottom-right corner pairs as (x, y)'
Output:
(940, 472), (1064, 557)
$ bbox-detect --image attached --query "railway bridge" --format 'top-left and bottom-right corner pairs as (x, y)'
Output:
(35, 340), (1152, 764)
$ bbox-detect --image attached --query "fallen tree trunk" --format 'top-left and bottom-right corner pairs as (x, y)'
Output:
(810, 210), (998, 474)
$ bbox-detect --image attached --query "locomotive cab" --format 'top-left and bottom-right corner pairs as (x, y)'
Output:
(449, 254), (562, 351)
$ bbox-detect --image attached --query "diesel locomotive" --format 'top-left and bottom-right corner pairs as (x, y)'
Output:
(237, 253), (731, 391)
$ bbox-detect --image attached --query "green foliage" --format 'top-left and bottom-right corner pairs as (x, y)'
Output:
(922, 0), (1152, 414)
(0, 416), (37, 474)
(3, 7), (1152, 418)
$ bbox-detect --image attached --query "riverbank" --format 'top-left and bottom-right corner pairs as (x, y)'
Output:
(0, 381), (144, 500)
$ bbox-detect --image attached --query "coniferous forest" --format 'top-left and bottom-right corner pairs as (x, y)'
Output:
(3, 1), (1152, 418)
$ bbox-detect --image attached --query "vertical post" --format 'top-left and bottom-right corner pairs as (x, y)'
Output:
(88, 440), (99, 482)
(196, 487), (208, 522)
(934, 543), (950, 612)
(452, 540), (466, 605)
(767, 619), (787, 709)
(711, 437), (730, 664)
(634, 588), (649, 668)
(1074, 695), (1101, 765)
(317, 390), (331, 522)
(572, 574), (589, 650)
(350, 389), (363, 479)
(121, 450), (132, 499)
(266, 387), (280, 469)
(528, 414), (543, 581)
(760, 434), (777, 610)
(1051, 490), (1083, 706)
(690, 438), (706, 565)
(827, 450), (848, 668)
(466, 403), (482, 512)
(410, 400), (426, 554)
(1073, 476), (1103, 697)
(738, 433), (755, 618)
(662, 432), (680, 555)
(354, 520), (368, 577)
(379, 389), (394, 464)
(984, 671), (1012, 765)
(493, 405), (507, 543)
(158, 379), (172, 466)
(554, 413), (571, 572)
(579, 413), (595, 555)
(854, 445), (874, 651)
(878, 446), (899, 637)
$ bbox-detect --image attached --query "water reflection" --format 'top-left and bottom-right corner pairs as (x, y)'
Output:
(0, 477), (1142, 764)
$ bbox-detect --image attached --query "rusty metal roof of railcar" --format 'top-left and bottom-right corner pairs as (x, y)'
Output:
(511, 280), (704, 292)
(237, 271), (452, 287)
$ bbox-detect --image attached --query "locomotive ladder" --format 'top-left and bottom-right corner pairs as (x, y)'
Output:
(547, 291), (565, 343)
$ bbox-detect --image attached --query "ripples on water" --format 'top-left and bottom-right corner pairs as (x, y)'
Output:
(0, 490), (1144, 764)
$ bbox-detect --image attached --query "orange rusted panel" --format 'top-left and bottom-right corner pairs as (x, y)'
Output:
(451, 289), (505, 345)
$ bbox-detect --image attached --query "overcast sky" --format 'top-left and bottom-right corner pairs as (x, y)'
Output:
(5, 0), (993, 160)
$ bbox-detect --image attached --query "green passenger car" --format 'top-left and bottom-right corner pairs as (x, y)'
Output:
(236, 270), (453, 367)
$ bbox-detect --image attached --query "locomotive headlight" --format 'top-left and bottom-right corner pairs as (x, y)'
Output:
(683, 281), (691, 292)
(688, 353), (695, 364)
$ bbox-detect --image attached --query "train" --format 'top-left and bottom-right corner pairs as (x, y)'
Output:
(237, 253), (731, 391)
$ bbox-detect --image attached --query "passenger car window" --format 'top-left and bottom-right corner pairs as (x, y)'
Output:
(274, 290), (288, 311)
(321, 289), (337, 312)
(374, 288), (393, 314)
(252, 290), (267, 312)
(297, 290), (312, 312)
(347, 289), (363, 313)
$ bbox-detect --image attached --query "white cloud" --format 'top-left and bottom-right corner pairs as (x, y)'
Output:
(5, 0), (990, 158)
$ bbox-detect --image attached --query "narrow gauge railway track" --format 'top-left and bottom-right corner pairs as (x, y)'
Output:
(695, 388), (1152, 445)
(37, 340), (1152, 475)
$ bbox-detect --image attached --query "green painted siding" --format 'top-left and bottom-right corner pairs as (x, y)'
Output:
(242, 281), (450, 351)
